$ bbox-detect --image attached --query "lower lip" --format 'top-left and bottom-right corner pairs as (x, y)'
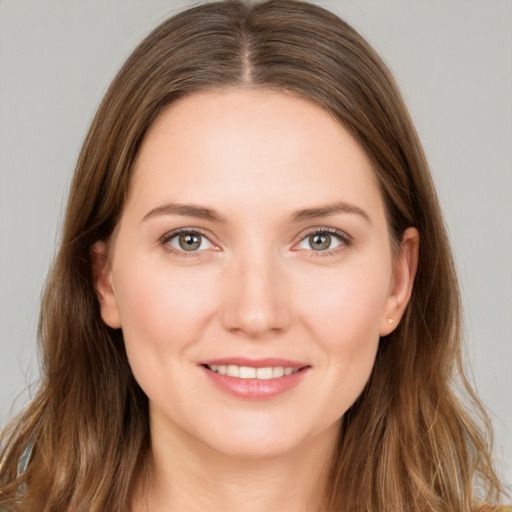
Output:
(200, 366), (309, 400)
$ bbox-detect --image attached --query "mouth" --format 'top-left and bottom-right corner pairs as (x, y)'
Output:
(203, 364), (302, 379)
(199, 359), (310, 399)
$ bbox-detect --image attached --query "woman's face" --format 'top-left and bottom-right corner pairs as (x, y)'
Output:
(94, 89), (417, 459)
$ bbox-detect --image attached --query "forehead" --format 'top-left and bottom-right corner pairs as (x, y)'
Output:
(128, 88), (384, 223)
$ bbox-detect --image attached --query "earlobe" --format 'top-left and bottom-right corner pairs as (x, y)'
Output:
(90, 241), (122, 329)
(380, 227), (420, 336)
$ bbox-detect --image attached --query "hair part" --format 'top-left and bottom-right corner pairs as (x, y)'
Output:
(0, 1), (505, 510)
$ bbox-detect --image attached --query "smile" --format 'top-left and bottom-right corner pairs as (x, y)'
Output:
(205, 364), (300, 379)
(200, 359), (310, 399)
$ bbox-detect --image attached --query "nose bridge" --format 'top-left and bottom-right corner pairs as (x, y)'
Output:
(220, 239), (290, 337)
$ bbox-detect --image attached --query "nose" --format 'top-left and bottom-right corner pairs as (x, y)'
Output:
(220, 245), (292, 338)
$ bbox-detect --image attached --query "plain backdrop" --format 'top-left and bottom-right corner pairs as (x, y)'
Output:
(1, 0), (511, 487)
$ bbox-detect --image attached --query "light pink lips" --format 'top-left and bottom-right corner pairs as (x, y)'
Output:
(199, 358), (310, 400)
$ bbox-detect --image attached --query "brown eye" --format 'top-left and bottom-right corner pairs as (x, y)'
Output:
(297, 230), (345, 252)
(165, 231), (214, 253)
(178, 233), (202, 251)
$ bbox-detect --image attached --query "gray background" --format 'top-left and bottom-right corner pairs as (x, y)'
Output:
(1, 0), (511, 488)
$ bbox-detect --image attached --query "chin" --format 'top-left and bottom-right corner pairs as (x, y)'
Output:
(198, 415), (339, 461)
(207, 435), (302, 460)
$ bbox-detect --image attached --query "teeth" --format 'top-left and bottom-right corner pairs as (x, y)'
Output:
(226, 365), (239, 377)
(256, 367), (273, 380)
(239, 366), (256, 378)
(272, 367), (284, 378)
(207, 364), (300, 379)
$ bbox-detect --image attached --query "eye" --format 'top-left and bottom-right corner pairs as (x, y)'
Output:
(295, 228), (351, 254)
(162, 229), (215, 254)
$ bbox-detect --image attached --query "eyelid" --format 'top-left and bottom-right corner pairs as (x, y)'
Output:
(160, 227), (219, 257)
(160, 226), (214, 243)
(292, 226), (352, 256)
(159, 225), (352, 258)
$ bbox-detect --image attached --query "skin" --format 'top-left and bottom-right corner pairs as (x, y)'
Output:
(92, 88), (419, 512)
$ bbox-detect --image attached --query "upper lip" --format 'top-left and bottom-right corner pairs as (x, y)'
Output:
(200, 357), (309, 369)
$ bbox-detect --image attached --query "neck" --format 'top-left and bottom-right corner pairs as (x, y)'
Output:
(132, 416), (339, 512)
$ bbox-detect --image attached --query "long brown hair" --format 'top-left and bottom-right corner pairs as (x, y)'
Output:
(0, 1), (505, 510)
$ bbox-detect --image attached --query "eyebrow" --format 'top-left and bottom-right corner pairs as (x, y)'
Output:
(142, 203), (228, 223)
(289, 201), (371, 224)
(141, 200), (370, 224)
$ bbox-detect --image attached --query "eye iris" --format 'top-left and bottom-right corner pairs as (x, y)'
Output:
(178, 233), (201, 251)
(309, 233), (331, 250)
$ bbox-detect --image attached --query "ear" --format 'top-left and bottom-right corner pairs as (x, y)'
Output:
(90, 241), (122, 329)
(380, 227), (419, 336)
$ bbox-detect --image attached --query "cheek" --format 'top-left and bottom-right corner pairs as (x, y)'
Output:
(111, 257), (222, 411)
(112, 257), (218, 359)
(307, 268), (386, 412)
(299, 259), (391, 346)
(295, 258), (390, 408)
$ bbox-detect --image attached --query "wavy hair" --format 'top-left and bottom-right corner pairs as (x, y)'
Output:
(0, 1), (505, 510)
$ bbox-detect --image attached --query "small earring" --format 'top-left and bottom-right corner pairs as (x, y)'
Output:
(387, 318), (393, 324)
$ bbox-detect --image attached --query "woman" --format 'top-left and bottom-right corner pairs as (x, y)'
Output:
(0, 1), (508, 510)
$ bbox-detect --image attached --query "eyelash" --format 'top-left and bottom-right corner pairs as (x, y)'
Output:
(159, 227), (352, 259)
(160, 228), (213, 259)
(297, 227), (352, 257)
